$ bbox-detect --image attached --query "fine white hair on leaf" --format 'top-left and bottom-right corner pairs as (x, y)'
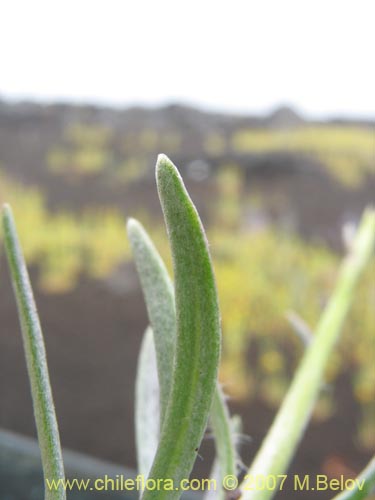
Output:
(135, 327), (160, 480)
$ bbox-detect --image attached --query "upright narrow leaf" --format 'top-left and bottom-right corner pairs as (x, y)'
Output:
(135, 327), (160, 479)
(210, 386), (238, 499)
(205, 414), (243, 500)
(142, 155), (221, 499)
(128, 218), (238, 496)
(1, 204), (66, 500)
(127, 218), (175, 424)
(239, 209), (375, 500)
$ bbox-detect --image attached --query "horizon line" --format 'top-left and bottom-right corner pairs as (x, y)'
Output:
(1, 93), (375, 123)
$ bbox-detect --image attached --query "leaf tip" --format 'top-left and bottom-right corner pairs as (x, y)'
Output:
(126, 218), (148, 252)
(126, 217), (140, 234)
(156, 153), (178, 180)
(1, 203), (13, 232)
(1, 202), (11, 217)
(156, 153), (170, 167)
(156, 154), (187, 206)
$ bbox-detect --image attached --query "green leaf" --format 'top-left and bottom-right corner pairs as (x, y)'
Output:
(135, 327), (160, 480)
(205, 412), (243, 500)
(210, 386), (238, 499)
(127, 216), (238, 497)
(239, 208), (375, 500)
(1, 204), (66, 500)
(127, 218), (175, 425)
(330, 456), (375, 500)
(141, 154), (221, 499)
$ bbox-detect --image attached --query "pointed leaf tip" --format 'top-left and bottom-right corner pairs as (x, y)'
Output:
(126, 217), (140, 234)
(156, 153), (169, 166)
(1, 203), (11, 219)
(156, 154), (183, 184)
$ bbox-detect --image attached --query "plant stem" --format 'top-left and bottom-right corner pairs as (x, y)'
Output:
(239, 208), (375, 500)
(1, 204), (66, 500)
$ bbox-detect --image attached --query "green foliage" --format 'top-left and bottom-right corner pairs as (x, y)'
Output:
(141, 155), (221, 499)
(211, 225), (375, 445)
(47, 124), (113, 177)
(0, 171), (129, 292)
(1, 205), (66, 500)
(135, 327), (160, 479)
(239, 208), (375, 500)
(231, 126), (374, 187)
(1, 154), (374, 500)
(65, 123), (112, 147)
(114, 156), (149, 184)
(127, 218), (176, 424)
(48, 146), (111, 175)
(46, 120), (374, 189)
(128, 156), (374, 500)
(1, 165), (374, 449)
(46, 122), (182, 183)
(128, 217), (238, 500)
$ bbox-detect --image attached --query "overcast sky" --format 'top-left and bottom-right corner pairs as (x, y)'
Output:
(1, 0), (374, 118)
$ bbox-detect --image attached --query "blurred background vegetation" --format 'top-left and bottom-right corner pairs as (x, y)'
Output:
(0, 101), (374, 495)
